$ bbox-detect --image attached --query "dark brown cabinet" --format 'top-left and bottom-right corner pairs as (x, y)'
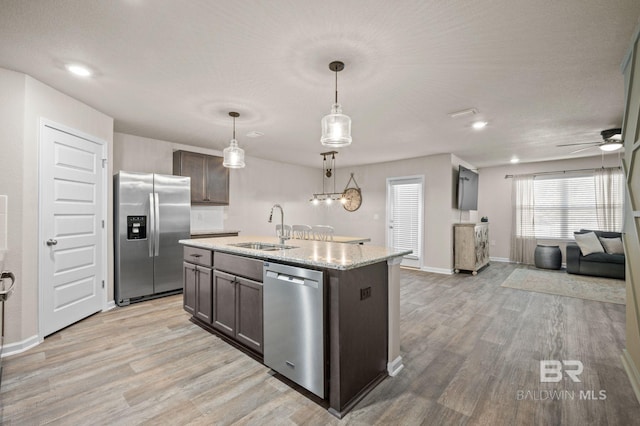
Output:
(183, 262), (212, 322)
(211, 270), (264, 354)
(235, 276), (263, 353)
(183, 247), (214, 322)
(173, 150), (229, 205)
(183, 261), (196, 315)
(212, 270), (236, 337)
(212, 254), (263, 354)
(195, 266), (212, 323)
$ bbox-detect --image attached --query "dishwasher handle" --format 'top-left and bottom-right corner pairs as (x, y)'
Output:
(265, 269), (318, 288)
(276, 274), (305, 285)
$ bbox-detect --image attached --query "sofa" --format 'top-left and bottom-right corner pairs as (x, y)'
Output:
(566, 229), (625, 280)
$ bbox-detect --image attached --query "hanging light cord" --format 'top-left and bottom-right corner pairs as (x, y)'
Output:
(322, 154), (327, 194)
(232, 115), (236, 140)
(334, 69), (338, 104)
(332, 153), (336, 194)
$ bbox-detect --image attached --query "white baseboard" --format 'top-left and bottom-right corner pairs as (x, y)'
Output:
(489, 256), (511, 263)
(387, 356), (404, 376)
(103, 300), (116, 311)
(420, 266), (454, 275)
(1, 334), (41, 358)
(622, 349), (640, 405)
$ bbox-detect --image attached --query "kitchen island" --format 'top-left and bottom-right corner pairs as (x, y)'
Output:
(179, 235), (410, 418)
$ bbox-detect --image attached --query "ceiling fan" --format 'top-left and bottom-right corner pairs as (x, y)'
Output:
(556, 128), (623, 153)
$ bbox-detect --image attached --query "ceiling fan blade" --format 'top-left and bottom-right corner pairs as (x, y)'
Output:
(556, 141), (600, 147)
(570, 146), (596, 154)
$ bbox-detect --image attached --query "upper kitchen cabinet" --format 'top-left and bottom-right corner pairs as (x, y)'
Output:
(173, 150), (229, 205)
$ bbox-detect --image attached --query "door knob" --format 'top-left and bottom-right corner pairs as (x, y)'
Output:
(46, 239), (58, 246)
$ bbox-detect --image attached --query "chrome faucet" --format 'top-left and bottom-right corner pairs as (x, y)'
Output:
(268, 204), (289, 244)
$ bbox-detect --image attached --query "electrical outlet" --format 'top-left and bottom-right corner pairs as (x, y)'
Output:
(360, 287), (371, 300)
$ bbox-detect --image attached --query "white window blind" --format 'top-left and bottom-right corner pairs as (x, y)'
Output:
(391, 182), (421, 259)
(529, 173), (624, 239)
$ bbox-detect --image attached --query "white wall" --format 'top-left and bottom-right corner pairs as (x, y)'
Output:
(319, 153), (466, 273)
(0, 69), (26, 346)
(0, 69), (114, 347)
(113, 135), (473, 273)
(478, 154), (623, 261)
(113, 133), (325, 237)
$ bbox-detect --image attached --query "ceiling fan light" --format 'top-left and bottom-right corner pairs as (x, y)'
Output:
(321, 104), (352, 147)
(599, 142), (623, 152)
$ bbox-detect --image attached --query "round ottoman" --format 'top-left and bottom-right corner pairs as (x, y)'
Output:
(534, 245), (562, 270)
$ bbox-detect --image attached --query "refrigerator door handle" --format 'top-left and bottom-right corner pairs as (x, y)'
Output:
(154, 192), (160, 256)
(148, 192), (155, 257)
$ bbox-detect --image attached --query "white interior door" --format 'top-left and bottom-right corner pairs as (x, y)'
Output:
(387, 176), (424, 268)
(39, 121), (105, 337)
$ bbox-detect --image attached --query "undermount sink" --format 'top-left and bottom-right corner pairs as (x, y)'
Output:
(229, 242), (297, 251)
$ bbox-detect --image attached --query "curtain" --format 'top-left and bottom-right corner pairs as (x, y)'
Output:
(594, 168), (624, 232)
(510, 174), (537, 264)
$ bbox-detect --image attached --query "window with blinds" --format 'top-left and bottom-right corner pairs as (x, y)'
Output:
(531, 173), (624, 239)
(390, 182), (422, 259)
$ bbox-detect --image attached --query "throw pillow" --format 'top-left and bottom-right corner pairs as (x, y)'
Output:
(599, 237), (624, 255)
(574, 232), (605, 256)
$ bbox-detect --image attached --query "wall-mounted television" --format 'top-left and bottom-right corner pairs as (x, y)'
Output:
(457, 165), (479, 211)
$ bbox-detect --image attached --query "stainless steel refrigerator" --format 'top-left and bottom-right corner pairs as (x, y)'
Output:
(114, 171), (191, 306)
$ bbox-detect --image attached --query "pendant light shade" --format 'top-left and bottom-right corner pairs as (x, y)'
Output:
(223, 112), (245, 169)
(321, 61), (352, 147)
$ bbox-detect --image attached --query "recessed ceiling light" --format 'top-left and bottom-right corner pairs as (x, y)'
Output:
(510, 157), (520, 164)
(246, 131), (264, 138)
(65, 64), (92, 77)
(472, 121), (488, 130)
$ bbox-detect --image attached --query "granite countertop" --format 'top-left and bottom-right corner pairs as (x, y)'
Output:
(190, 229), (241, 236)
(179, 235), (411, 270)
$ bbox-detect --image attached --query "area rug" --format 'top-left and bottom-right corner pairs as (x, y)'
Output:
(500, 268), (625, 305)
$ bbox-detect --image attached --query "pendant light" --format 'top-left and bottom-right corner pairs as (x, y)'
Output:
(309, 151), (346, 205)
(223, 111), (245, 168)
(321, 61), (352, 147)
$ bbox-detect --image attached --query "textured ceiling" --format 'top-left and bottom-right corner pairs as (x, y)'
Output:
(1, 0), (639, 168)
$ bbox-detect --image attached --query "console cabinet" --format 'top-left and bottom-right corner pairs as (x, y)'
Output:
(454, 223), (489, 275)
(173, 150), (229, 205)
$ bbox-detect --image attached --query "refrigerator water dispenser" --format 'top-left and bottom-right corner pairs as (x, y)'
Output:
(127, 216), (147, 240)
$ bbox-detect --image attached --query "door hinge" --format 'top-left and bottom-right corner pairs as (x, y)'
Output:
(102, 158), (108, 168)
(102, 220), (105, 228)
(102, 280), (105, 289)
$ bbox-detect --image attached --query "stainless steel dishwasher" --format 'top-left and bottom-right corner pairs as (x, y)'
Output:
(263, 262), (325, 398)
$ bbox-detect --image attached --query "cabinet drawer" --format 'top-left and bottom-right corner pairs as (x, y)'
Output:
(183, 246), (213, 267)
(215, 252), (263, 282)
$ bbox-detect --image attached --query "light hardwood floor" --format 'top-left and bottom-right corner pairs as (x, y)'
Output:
(2, 263), (639, 425)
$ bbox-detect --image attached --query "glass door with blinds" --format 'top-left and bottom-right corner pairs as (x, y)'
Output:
(386, 176), (424, 268)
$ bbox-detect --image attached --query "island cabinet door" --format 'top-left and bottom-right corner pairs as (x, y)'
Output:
(195, 266), (213, 323)
(212, 270), (237, 337)
(235, 276), (263, 355)
(183, 262), (197, 315)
